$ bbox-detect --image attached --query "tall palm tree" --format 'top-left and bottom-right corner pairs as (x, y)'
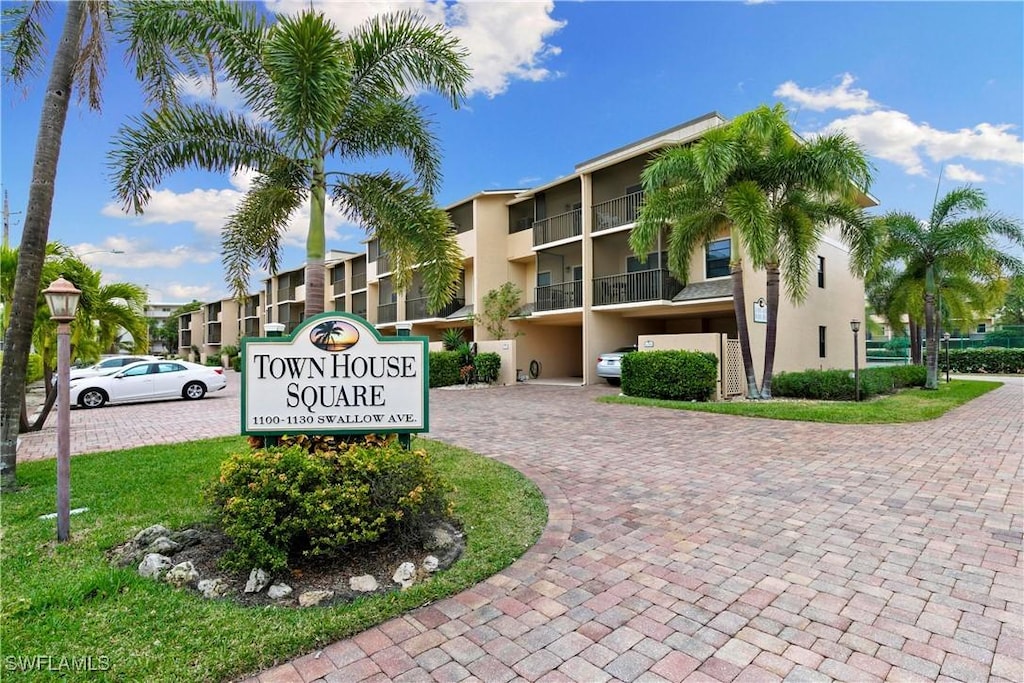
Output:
(0, 0), (206, 489)
(632, 104), (876, 399)
(874, 187), (1024, 388)
(109, 3), (469, 318)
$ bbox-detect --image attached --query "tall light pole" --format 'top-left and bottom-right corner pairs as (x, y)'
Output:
(850, 319), (861, 402)
(43, 276), (82, 542)
(75, 248), (125, 259)
(943, 332), (951, 384)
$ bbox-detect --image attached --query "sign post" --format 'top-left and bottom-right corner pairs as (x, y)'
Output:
(241, 313), (429, 442)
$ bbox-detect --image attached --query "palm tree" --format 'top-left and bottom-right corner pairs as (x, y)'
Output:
(109, 4), (469, 318)
(632, 104), (876, 399)
(873, 187), (1024, 388)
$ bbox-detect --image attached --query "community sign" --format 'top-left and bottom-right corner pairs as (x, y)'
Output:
(241, 312), (428, 436)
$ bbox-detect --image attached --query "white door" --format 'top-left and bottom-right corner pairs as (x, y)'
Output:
(152, 362), (189, 398)
(111, 363), (156, 402)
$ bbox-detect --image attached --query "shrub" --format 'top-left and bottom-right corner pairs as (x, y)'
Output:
(884, 336), (910, 351)
(474, 352), (501, 383)
(944, 348), (1024, 374)
(772, 365), (928, 401)
(440, 328), (465, 351)
(204, 356), (223, 367)
(206, 437), (453, 572)
(429, 351), (461, 387)
(27, 354), (43, 383)
(622, 350), (717, 401)
(231, 355), (241, 372)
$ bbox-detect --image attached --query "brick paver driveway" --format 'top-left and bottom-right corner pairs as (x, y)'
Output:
(16, 377), (1023, 681)
(250, 380), (1022, 683)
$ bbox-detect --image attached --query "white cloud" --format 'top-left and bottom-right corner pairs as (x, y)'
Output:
(774, 73), (878, 112)
(165, 283), (219, 301)
(944, 164), (986, 183)
(776, 75), (1024, 179)
(70, 238), (218, 270)
(101, 168), (356, 248)
(174, 73), (248, 111)
(265, 0), (566, 97)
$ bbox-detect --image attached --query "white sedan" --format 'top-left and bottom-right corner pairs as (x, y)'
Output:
(69, 360), (227, 409)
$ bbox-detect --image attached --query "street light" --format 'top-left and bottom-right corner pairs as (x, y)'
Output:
(43, 276), (82, 543)
(850, 319), (861, 402)
(943, 331), (951, 383)
(75, 248), (125, 258)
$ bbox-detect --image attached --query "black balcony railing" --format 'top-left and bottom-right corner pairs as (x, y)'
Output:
(351, 271), (367, 290)
(332, 279), (345, 295)
(378, 302), (397, 323)
(592, 269), (683, 305)
(533, 208), (582, 246)
(535, 281), (582, 312)
(592, 190), (644, 232)
(406, 297), (466, 321)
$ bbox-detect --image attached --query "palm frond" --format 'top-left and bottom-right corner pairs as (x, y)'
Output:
(108, 104), (287, 213)
(71, 1), (112, 111)
(2, 1), (51, 84)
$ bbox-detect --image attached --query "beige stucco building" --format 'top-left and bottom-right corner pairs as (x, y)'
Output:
(185, 113), (875, 393)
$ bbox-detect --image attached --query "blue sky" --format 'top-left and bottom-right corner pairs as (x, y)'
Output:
(2, 1), (1022, 304)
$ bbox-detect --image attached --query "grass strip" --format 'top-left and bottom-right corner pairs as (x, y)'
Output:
(599, 379), (1002, 423)
(1, 436), (546, 682)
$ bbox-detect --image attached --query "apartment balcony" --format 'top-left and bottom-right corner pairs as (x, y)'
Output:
(351, 271), (367, 291)
(277, 287), (297, 303)
(593, 190), (644, 233)
(535, 281), (582, 312)
(593, 269), (683, 306)
(377, 302), (398, 324)
(533, 208), (582, 247)
(406, 297), (466, 321)
(242, 319), (260, 337)
(332, 279), (345, 296)
(180, 332), (192, 347)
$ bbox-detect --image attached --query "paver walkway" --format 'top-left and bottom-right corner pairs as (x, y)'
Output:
(245, 379), (1022, 683)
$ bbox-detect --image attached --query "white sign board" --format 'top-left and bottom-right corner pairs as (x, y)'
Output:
(241, 313), (428, 435)
(753, 298), (768, 324)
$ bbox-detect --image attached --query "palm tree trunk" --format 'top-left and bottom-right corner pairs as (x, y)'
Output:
(923, 265), (939, 389)
(909, 320), (922, 365)
(304, 158), (327, 318)
(730, 263), (759, 399)
(0, 4), (86, 491)
(760, 263), (781, 399)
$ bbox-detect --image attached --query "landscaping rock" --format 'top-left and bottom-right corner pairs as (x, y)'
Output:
(169, 528), (203, 549)
(197, 578), (232, 599)
(138, 553), (173, 579)
(349, 575), (379, 592)
(267, 583), (293, 600)
(392, 562), (416, 589)
(165, 561), (199, 588)
(144, 537), (182, 556)
(133, 524), (171, 548)
(422, 555), (440, 573)
(298, 590), (334, 607)
(244, 568), (271, 594)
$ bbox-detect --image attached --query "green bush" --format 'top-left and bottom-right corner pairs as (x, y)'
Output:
(429, 351), (461, 387)
(773, 365), (927, 401)
(27, 354), (44, 383)
(206, 438), (453, 572)
(231, 355), (241, 372)
(621, 350), (718, 401)
(943, 348), (1024, 374)
(474, 352), (501, 383)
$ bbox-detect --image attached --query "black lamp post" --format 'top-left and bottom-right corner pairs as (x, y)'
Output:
(943, 332), (951, 383)
(43, 275), (82, 542)
(850, 319), (861, 402)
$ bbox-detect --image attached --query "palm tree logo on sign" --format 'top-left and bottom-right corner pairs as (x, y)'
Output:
(309, 320), (359, 352)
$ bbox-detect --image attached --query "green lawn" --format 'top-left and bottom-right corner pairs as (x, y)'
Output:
(0, 437), (546, 682)
(600, 379), (1002, 423)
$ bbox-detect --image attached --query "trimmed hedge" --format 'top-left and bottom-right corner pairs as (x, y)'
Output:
(773, 365), (927, 401)
(942, 348), (1024, 375)
(622, 350), (718, 402)
(429, 351), (461, 388)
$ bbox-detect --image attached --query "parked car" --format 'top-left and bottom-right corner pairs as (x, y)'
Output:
(69, 360), (226, 409)
(596, 345), (637, 386)
(69, 355), (160, 382)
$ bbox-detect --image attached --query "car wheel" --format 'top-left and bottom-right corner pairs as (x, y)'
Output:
(183, 381), (206, 400)
(79, 389), (107, 409)
(607, 378), (621, 387)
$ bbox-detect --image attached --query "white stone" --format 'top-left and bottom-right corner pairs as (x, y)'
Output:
(298, 590), (334, 607)
(164, 561), (199, 588)
(244, 568), (270, 593)
(349, 574), (379, 592)
(267, 583), (293, 600)
(138, 553), (173, 579)
(197, 578), (231, 599)
(392, 561), (416, 589)
(422, 555), (440, 573)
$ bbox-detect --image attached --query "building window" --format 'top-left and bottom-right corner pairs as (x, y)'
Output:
(977, 323), (986, 334)
(537, 271), (551, 287)
(819, 326), (826, 358)
(706, 239), (731, 278)
(818, 256), (825, 288)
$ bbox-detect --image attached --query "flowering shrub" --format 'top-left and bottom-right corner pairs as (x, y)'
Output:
(206, 436), (453, 571)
